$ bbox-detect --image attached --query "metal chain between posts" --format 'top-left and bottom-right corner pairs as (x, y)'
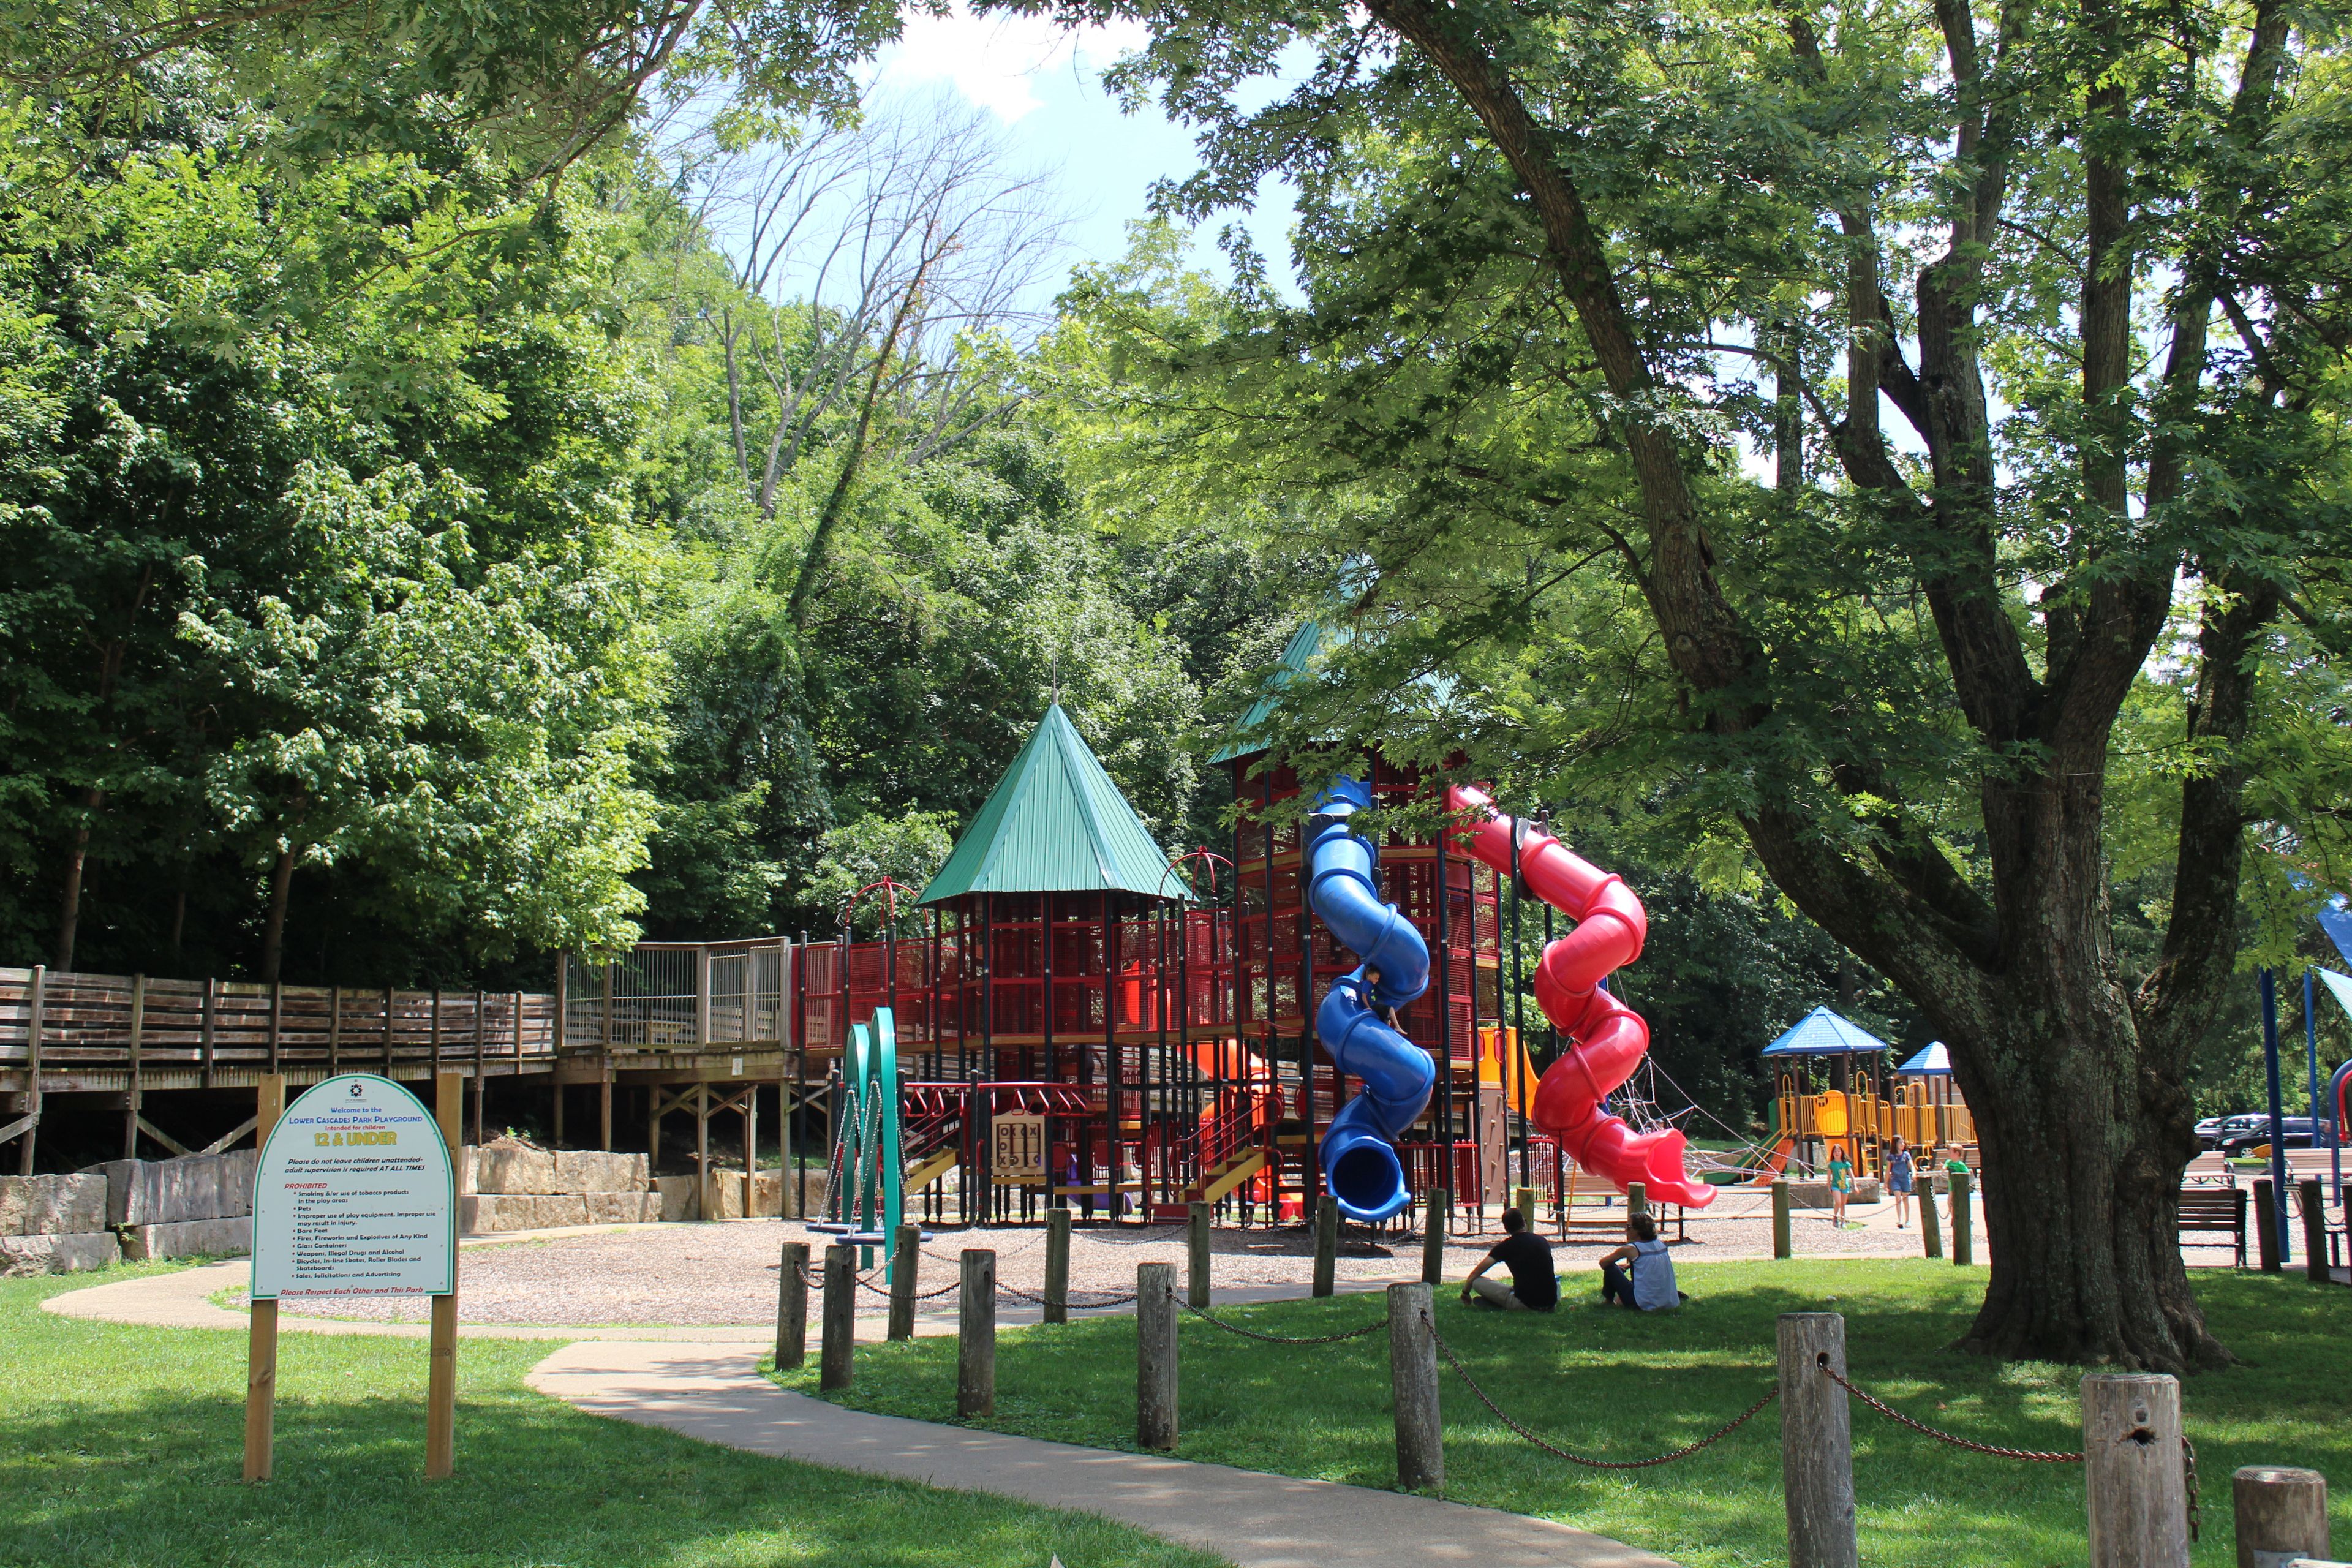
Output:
(859, 1274), (963, 1302)
(1816, 1359), (2084, 1463)
(1179, 1299), (1390, 1344)
(1820, 1359), (2199, 1542)
(1429, 1313), (1776, 1468)
(1000, 1282), (1140, 1309)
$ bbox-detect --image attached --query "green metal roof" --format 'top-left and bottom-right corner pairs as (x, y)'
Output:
(918, 704), (1189, 904)
(1210, 620), (1329, 764)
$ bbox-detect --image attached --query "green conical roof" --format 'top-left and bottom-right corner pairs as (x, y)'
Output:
(918, 705), (1188, 904)
(1210, 620), (1328, 764)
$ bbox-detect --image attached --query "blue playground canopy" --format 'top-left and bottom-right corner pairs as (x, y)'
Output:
(1898, 1041), (1952, 1076)
(1760, 1006), (1896, 1058)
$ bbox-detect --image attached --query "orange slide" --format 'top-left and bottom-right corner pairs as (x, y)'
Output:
(1447, 786), (1716, 1208)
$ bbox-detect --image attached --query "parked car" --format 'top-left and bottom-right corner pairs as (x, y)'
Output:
(2199, 1113), (2269, 1150)
(2218, 1116), (2321, 1156)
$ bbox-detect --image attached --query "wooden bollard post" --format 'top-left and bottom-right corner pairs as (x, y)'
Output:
(2082, 1373), (2188, 1568)
(957, 1249), (995, 1418)
(2232, 1465), (2329, 1568)
(242, 1300), (279, 1482)
(1772, 1178), (1793, 1260)
(2299, 1178), (2329, 1284)
(775, 1240), (809, 1368)
(1187, 1200), (1212, 1308)
(819, 1244), (856, 1391)
(1951, 1169), (1975, 1266)
(887, 1223), (920, 1341)
(1777, 1313), (1858, 1568)
(1625, 1181), (1648, 1238)
(1313, 1194), (1338, 1298)
(1387, 1281), (1442, 1491)
(1513, 1184), (1539, 1235)
(1422, 1192), (1447, 1285)
(1044, 1205), (1071, 1324)
(1137, 1261), (1178, 1450)
(1919, 1177), (1944, 1259)
(2254, 1180), (2282, 1273)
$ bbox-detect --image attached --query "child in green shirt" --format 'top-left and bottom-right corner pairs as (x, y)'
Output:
(1826, 1144), (1854, 1226)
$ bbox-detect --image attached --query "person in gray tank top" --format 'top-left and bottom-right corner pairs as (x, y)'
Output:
(1597, 1213), (1683, 1310)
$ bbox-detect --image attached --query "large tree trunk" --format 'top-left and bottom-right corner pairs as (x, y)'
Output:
(1942, 972), (2220, 1370)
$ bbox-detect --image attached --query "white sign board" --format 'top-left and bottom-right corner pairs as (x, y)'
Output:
(251, 1074), (456, 1301)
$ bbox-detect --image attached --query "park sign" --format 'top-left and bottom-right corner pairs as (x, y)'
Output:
(251, 1073), (456, 1301)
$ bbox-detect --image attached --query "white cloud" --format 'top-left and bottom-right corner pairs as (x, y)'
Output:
(873, 3), (1150, 123)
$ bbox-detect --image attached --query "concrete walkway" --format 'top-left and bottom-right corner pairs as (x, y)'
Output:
(529, 1338), (1679, 1568)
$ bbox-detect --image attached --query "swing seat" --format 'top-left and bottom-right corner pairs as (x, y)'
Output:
(805, 1221), (851, 1234)
(842, 1231), (889, 1245)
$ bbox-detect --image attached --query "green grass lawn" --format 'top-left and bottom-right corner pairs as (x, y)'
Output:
(777, 1259), (2351, 1568)
(0, 1267), (1224, 1568)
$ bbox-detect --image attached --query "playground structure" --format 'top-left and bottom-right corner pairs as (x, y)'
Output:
(0, 633), (1719, 1231)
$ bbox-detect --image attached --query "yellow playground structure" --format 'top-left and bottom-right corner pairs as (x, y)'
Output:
(1753, 1009), (1975, 1185)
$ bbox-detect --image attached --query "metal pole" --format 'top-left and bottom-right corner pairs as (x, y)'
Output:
(1509, 809), (1526, 1188)
(2262, 968), (2292, 1264)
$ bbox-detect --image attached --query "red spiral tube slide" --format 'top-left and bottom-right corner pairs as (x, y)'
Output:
(1446, 786), (1714, 1209)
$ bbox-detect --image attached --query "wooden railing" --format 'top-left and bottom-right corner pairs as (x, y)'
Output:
(0, 965), (557, 1087)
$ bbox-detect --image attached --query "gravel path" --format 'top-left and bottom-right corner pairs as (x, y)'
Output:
(287, 1187), (1969, 1327)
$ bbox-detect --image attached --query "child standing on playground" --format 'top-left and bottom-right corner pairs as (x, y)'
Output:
(1826, 1142), (1854, 1226)
(1887, 1137), (1915, 1228)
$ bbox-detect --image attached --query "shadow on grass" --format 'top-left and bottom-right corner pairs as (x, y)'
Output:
(0, 1276), (1221, 1568)
(785, 1257), (2352, 1568)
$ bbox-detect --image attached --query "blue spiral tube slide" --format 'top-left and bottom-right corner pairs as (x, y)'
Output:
(1307, 778), (1435, 1223)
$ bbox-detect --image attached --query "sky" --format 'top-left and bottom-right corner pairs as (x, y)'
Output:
(863, 3), (1300, 303)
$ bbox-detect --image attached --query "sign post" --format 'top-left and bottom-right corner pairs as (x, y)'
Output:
(246, 1072), (459, 1482)
(241, 1074), (288, 1483)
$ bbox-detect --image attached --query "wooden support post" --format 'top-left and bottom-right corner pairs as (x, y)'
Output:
(888, 1223), (920, 1341)
(820, 1244), (856, 1390)
(266, 980), (281, 1074)
(1387, 1281), (1442, 1492)
(17, 965), (39, 1175)
(1777, 1313), (1858, 1568)
(599, 1069), (612, 1154)
(1044, 1207), (1071, 1324)
(696, 1084), (712, 1222)
(1512, 1184), (1538, 1235)
(1772, 1178), (1793, 1259)
(382, 986), (394, 1079)
(1919, 1176), (1944, 1259)
(2300, 1178), (2329, 1284)
(776, 1240), (809, 1368)
(744, 1080), (758, 1212)
(1136, 1261), (1178, 1450)
(424, 1295), (458, 1480)
(1624, 1180), (1646, 1238)
(2231, 1465), (2329, 1568)
(427, 1071), (462, 1482)
(2082, 1373), (2188, 1568)
(957, 1249), (996, 1419)
(2254, 1179), (2280, 1273)
(200, 976), (217, 1089)
(1313, 1193), (1338, 1298)
(125, 973), (145, 1161)
(1422, 1191), (1446, 1284)
(243, 1300), (278, 1482)
(1951, 1169), (1975, 1266)
(327, 986), (341, 1075)
(1187, 1200), (1212, 1308)
(255, 1075), (287, 1148)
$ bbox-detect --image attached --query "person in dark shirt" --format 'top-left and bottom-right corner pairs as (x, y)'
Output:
(1461, 1207), (1558, 1312)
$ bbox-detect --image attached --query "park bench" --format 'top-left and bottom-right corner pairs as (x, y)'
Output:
(2177, 1185), (2247, 1268)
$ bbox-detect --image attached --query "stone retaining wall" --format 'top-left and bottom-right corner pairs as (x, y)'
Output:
(0, 1172), (117, 1275)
